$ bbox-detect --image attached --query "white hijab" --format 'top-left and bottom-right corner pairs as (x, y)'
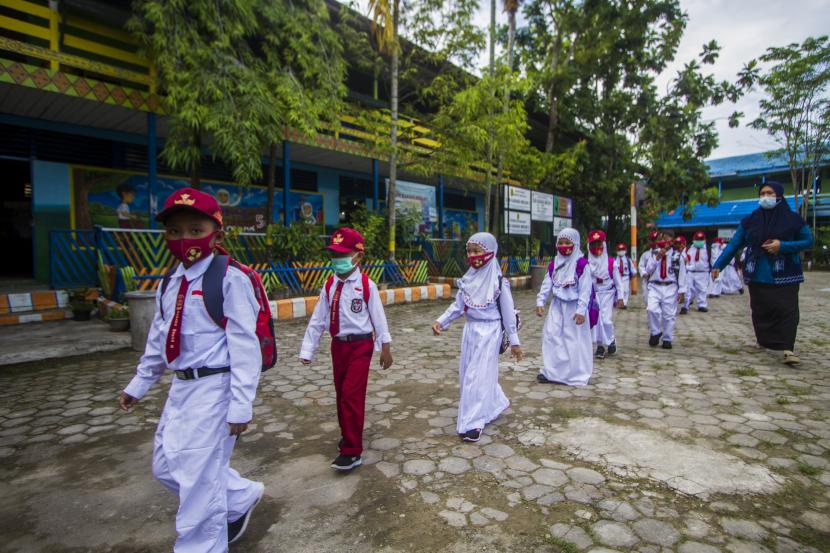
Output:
(552, 227), (582, 287)
(457, 232), (502, 309)
(588, 237), (611, 280)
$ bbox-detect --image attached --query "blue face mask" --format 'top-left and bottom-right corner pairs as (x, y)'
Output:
(759, 196), (778, 210)
(331, 255), (356, 274)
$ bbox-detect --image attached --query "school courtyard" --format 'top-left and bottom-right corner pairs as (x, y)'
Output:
(0, 274), (829, 553)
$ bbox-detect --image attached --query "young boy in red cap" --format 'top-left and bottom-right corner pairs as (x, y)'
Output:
(300, 227), (393, 471)
(614, 243), (636, 308)
(118, 188), (265, 550)
(685, 231), (711, 313)
(642, 231), (687, 349)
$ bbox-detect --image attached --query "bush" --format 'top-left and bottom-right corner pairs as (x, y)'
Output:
(268, 222), (326, 261)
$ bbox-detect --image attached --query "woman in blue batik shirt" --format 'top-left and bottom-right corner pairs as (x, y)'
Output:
(712, 181), (813, 365)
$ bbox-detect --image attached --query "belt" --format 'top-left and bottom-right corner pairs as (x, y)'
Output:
(174, 366), (230, 380)
(689, 270), (709, 273)
(333, 333), (373, 342)
(650, 281), (677, 286)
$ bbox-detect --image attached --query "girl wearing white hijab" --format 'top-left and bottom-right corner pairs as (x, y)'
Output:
(432, 232), (523, 442)
(536, 227), (594, 386)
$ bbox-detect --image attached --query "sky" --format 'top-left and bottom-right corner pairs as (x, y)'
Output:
(351, 0), (828, 161)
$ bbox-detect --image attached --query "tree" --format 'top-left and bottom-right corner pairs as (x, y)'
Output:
(130, 0), (346, 214)
(745, 35), (830, 220)
(367, 0), (483, 257)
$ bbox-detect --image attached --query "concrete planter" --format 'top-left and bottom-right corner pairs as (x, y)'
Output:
(125, 291), (156, 352)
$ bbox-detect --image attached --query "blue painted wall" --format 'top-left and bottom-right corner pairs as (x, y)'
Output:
(32, 160), (71, 283)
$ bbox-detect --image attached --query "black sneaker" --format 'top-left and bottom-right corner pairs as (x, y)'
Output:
(228, 486), (264, 544)
(680, 307), (688, 315)
(649, 333), (662, 347)
(738, 288), (744, 295)
(710, 294), (721, 298)
(537, 373), (551, 384)
(463, 428), (482, 442)
(698, 307), (709, 313)
(331, 455), (362, 471)
(662, 340), (673, 349)
(607, 342), (617, 356)
(595, 346), (606, 359)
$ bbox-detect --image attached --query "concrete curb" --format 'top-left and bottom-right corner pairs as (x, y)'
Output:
(271, 283), (452, 321)
(428, 276), (532, 290)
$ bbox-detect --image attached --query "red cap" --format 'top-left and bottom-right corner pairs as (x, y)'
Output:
(693, 231), (706, 240)
(588, 230), (606, 243)
(616, 243), (627, 251)
(327, 227), (365, 254)
(156, 188), (223, 227)
(648, 231), (658, 241)
(675, 235), (687, 244)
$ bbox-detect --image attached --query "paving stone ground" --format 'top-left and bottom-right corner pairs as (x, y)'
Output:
(1, 274), (829, 552)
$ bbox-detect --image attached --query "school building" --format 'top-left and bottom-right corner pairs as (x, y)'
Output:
(0, 0), (574, 291)
(655, 151), (830, 240)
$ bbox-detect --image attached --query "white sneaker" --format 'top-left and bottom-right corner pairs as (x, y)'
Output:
(783, 351), (801, 365)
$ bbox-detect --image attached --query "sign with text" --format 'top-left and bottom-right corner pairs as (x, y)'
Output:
(531, 191), (554, 222)
(553, 217), (572, 235)
(554, 196), (573, 218)
(505, 185), (531, 212)
(504, 210), (531, 235)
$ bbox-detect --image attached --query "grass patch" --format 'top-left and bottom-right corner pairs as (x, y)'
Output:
(733, 367), (759, 377)
(790, 527), (830, 553)
(555, 408), (580, 419)
(776, 396), (792, 405)
(797, 462), (822, 477)
(545, 536), (581, 553)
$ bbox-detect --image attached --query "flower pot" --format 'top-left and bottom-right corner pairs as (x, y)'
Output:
(108, 318), (130, 332)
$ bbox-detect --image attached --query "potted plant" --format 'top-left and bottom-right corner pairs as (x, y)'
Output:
(69, 288), (97, 321)
(267, 281), (290, 301)
(107, 305), (130, 332)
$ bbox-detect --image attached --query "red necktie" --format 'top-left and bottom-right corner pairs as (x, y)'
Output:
(329, 280), (345, 337)
(619, 258), (624, 275)
(165, 277), (189, 363)
(695, 247), (700, 262)
(660, 256), (667, 279)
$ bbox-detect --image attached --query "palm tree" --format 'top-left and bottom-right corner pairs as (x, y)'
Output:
(368, 0), (400, 260)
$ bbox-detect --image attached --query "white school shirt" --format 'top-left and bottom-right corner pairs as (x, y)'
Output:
(638, 250), (654, 281)
(436, 278), (520, 346)
(614, 255), (637, 279)
(299, 268), (392, 362)
(644, 252), (688, 294)
(686, 245), (710, 272)
(123, 254), (262, 424)
(536, 263), (593, 317)
(591, 256), (624, 300)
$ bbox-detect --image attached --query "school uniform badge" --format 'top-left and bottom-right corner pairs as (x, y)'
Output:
(351, 298), (364, 313)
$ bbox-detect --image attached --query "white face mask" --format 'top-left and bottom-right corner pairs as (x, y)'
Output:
(616, 251), (626, 257)
(759, 196), (778, 210)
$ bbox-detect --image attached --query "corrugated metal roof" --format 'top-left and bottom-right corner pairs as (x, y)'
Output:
(656, 197), (799, 228)
(705, 151), (792, 177)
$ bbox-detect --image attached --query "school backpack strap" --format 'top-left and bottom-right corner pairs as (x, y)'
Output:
(158, 268), (178, 320)
(202, 255), (231, 327)
(325, 274), (334, 299)
(575, 256), (589, 278)
(361, 272), (370, 303)
(547, 259), (556, 278)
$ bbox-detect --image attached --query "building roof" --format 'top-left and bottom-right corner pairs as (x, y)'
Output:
(655, 197), (798, 228)
(705, 151), (791, 178)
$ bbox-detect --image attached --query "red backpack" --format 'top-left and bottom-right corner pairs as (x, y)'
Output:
(160, 255), (277, 371)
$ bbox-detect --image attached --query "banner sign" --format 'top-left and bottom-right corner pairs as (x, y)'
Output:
(553, 217), (572, 235)
(531, 191), (554, 222)
(554, 196), (573, 218)
(505, 185), (531, 212)
(393, 179), (437, 232)
(504, 210), (531, 235)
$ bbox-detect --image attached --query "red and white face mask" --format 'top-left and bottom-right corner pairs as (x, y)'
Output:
(589, 245), (604, 256)
(166, 232), (216, 264)
(467, 251), (494, 269)
(557, 244), (575, 256)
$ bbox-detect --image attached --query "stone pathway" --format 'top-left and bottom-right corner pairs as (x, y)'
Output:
(1, 274), (829, 552)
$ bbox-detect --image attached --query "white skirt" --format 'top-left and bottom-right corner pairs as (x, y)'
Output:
(456, 318), (510, 434)
(541, 299), (594, 386)
(720, 265), (743, 293)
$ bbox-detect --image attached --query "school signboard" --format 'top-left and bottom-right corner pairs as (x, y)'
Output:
(531, 191), (554, 222)
(505, 185), (532, 212)
(393, 179), (437, 233)
(504, 210), (531, 235)
(553, 217), (572, 234)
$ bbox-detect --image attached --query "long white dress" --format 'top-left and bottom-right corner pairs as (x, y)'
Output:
(436, 278), (518, 434)
(537, 265), (594, 386)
